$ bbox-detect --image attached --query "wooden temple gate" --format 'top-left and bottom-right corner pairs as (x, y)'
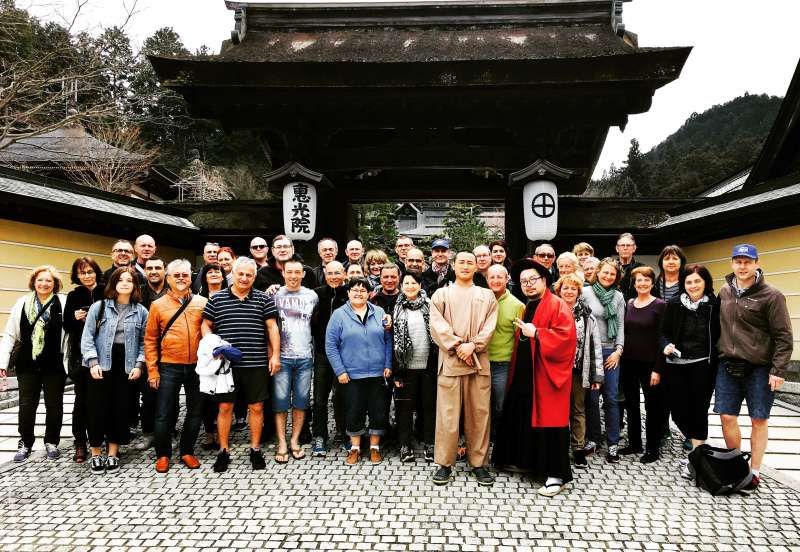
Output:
(150, 0), (691, 258)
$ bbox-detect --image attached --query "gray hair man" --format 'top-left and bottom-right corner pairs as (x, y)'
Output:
(144, 258), (208, 473)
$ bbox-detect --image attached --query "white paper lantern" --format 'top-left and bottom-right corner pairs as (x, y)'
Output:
(522, 180), (558, 241)
(283, 181), (317, 241)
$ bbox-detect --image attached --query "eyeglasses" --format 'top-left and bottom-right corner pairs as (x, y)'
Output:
(112, 249), (133, 254)
(250, 244), (267, 249)
(536, 253), (555, 259)
(171, 273), (191, 279)
(348, 289), (367, 295)
(617, 243), (635, 248)
(78, 270), (95, 276)
(519, 276), (544, 286)
(273, 244), (292, 250)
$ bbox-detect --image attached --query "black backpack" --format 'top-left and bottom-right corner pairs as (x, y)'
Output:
(688, 444), (753, 496)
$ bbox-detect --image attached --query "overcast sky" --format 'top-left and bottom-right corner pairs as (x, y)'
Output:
(28, 0), (800, 179)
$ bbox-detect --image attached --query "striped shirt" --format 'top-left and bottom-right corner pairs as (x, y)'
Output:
(203, 287), (278, 371)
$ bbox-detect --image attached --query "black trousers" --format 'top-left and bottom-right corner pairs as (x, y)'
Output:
(17, 368), (66, 448)
(86, 345), (130, 447)
(668, 360), (715, 441)
(621, 359), (667, 453)
(395, 370), (437, 446)
(71, 370), (89, 446)
(344, 377), (388, 437)
(311, 352), (344, 441)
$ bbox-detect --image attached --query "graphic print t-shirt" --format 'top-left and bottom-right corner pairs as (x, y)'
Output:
(273, 287), (318, 359)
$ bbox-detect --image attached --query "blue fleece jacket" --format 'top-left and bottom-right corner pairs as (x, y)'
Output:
(325, 302), (393, 379)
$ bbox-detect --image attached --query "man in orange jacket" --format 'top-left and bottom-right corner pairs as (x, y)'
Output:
(144, 259), (208, 473)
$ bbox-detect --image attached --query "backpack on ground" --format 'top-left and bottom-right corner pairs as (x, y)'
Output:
(688, 444), (753, 496)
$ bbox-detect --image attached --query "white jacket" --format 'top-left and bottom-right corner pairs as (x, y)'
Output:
(0, 294), (68, 373)
(196, 333), (235, 396)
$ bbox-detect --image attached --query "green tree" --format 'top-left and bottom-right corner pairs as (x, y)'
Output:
(443, 203), (497, 253)
(355, 203), (398, 253)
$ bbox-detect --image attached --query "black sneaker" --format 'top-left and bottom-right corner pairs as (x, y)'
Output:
(249, 448), (266, 470)
(423, 445), (435, 463)
(213, 449), (230, 473)
(471, 466), (495, 486)
(640, 450), (660, 464)
(399, 446), (415, 463)
(89, 455), (105, 475)
(619, 445), (643, 456)
(573, 449), (588, 468)
(105, 456), (120, 473)
(432, 466), (454, 486)
(606, 445), (619, 463)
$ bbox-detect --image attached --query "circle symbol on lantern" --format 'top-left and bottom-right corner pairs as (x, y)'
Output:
(531, 192), (556, 218)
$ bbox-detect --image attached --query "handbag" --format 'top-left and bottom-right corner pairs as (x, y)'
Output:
(688, 444), (753, 496)
(724, 358), (753, 379)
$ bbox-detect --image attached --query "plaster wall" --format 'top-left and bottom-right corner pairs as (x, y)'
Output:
(0, 219), (192, 331)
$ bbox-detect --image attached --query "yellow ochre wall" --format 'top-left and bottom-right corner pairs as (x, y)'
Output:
(0, 219), (193, 330)
(682, 224), (800, 361)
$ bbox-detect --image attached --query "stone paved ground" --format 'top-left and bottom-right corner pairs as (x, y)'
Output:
(1, 418), (800, 552)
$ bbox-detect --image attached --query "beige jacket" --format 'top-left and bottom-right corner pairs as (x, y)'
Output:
(429, 284), (498, 376)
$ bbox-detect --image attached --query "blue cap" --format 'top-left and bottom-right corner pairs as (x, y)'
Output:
(732, 244), (758, 259)
(431, 238), (450, 250)
(213, 344), (244, 362)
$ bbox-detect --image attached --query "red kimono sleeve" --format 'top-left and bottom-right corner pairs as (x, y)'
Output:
(533, 295), (577, 390)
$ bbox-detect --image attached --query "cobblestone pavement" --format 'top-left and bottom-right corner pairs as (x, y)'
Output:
(1, 421), (800, 552)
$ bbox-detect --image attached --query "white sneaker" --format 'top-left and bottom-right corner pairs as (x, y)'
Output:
(679, 458), (694, 480)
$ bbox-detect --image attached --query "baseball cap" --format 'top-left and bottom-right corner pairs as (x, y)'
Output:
(431, 238), (451, 250)
(732, 244), (758, 259)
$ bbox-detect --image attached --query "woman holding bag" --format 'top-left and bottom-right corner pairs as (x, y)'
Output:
(80, 267), (148, 474)
(0, 266), (68, 463)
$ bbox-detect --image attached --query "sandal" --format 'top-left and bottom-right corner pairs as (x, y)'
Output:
(274, 450), (289, 464)
(290, 445), (306, 460)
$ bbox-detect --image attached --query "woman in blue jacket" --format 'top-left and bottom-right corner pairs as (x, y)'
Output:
(80, 267), (148, 474)
(326, 277), (393, 466)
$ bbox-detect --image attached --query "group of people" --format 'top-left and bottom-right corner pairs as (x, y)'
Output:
(0, 231), (792, 496)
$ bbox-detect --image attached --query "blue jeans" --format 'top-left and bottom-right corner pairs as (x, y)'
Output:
(490, 361), (510, 440)
(154, 363), (202, 458)
(585, 348), (620, 446)
(272, 357), (314, 412)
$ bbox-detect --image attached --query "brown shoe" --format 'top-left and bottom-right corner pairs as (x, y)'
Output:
(369, 447), (382, 464)
(73, 444), (87, 464)
(345, 448), (360, 466)
(155, 456), (170, 473)
(180, 455), (201, 469)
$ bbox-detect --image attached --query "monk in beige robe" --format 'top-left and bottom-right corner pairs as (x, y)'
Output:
(429, 251), (498, 486)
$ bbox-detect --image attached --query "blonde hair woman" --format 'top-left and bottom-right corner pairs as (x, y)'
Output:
(0, 266), (68, 462)
(363, 249), (389, 288)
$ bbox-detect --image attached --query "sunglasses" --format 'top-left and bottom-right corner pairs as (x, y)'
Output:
(536, 253), (555, 259)
(250, 244), (267, 249)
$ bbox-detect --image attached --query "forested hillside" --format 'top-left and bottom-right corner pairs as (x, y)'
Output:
(587, 94), (783, 197)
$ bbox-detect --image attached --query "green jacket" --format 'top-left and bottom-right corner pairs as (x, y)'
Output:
(488, 290), (525, 362)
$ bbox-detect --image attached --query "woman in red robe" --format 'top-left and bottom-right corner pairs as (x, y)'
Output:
(493, 259), (577, 497)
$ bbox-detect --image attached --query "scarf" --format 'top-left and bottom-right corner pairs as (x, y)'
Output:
(591, 282), (619, 340)
(680, 292), (709, 311)
(431, 261), (450, 284)
(393, 291), (431, 364)
(26, 292), (53, 361)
